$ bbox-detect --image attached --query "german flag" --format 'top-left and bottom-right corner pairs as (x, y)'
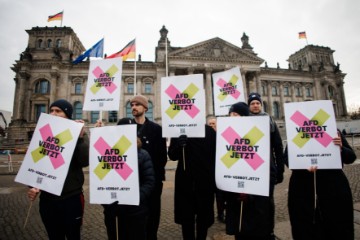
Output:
(106, 39), (136, 61)
(48, 11), (63, 22)
(298, 31), (307, 39)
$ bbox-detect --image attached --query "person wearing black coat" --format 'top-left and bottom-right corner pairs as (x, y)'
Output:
(168, 125), (216, 240)
(102, 118), (155, 240)
(285, 130), (356, 240)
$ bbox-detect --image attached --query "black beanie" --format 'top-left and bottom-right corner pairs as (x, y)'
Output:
(229, 102), (249, 116)
(117, 118), (133, 125)
(248, 92), (262, 105)
(50, 99), (73, 119)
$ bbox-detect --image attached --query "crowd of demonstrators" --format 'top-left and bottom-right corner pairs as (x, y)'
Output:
(167, 125), (216, 240)
(285, 130), (357, 240)
(247, 92), (285, 239)
(102, 118), (155, 240)
(28, 99), (89, 240)
(128, 95), (168, 240)
(207, 116), (226, 223)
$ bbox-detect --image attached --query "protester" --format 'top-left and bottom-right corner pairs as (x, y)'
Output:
(129, 95), (168, 240)
(207, 116), (226, 223)
(285, 130), (357, 239)
(225, 101), (274, 239)
(168, 125), (216, 240)
(248, 92), (284, 239)
(27, 99), (89, 240)
(102, 117), (155, 240)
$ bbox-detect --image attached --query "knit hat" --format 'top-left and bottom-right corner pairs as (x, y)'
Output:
(229, 102), (249, 116)
(117, 118), (133, 125)
(248, 92), (262, 105)
(50, 99), (73, 119)
(130, 95), (148, 109)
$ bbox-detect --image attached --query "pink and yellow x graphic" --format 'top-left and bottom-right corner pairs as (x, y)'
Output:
(93, 136), (133, 180)
(290, 109), (332, 148)
(90, 65), (119, 94)
(216, 75), (241, 101)
(31, 124), (73, 169)
(221, 126), (265, 170)
(165, 83), (200, 119)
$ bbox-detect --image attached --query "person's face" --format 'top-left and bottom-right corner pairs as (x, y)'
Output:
(208, 119), (217, 131)
(249, 100), (262, 114)
(229, 112), (241, 117)
(49, 106), (67, 119)
(131, 102), (146, 117)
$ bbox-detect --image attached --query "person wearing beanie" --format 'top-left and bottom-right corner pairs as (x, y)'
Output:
(129, 95), (167, 239)
(228, 101), (250, 117)
(27, 99), (89, 240)
(102, 117), (155, 240)
(247, 92), (285, 240)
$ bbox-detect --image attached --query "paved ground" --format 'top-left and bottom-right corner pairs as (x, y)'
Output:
(1, 155), (360, 239)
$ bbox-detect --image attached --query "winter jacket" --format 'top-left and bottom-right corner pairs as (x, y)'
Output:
(168, 125), (216, 227)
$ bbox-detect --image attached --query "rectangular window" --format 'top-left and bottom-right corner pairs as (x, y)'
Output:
(108, 111), (118, 123)
(35, 104), (46, 121)
(145, 83), (152, 94)
(127, 83), (134, 94)
(91, 111), (99, 123)
(296, 87), (301, 97)
(272, 86), (278, 96)
(306, 87), (312, 97)
(75, 83), (82, 94)
(284, 86), (289, 96)
(261, 85), (266, 96)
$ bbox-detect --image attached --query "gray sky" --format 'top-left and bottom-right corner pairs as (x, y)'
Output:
(1, 0), (359, 113)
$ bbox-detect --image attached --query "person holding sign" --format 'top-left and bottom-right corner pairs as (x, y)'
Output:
(27, 99), (89, 240)
(285, 130), (356, 239)
(102, 118), (155, 240)
(225, 101), (274, 240)
(248, 92), (284, 239)
(129, 95), (168, 240)
(168, 125), (216, 240)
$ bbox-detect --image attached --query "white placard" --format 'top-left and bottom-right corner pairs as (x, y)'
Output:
(284, 100), (341, 169)
(83, 58), (122, 111)
(215, 116), (270, 196)
(89, 125), (139, 205)
(15, 113), (83, 196)
(161, 74), (206, 137)
(212, 67), (245, 116)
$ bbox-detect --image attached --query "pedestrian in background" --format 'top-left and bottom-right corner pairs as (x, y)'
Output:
(285, 130), (356, 239)
(248, 92), (284, 239)
(28, 99), (89, 240)
(168, 125), (216, 240)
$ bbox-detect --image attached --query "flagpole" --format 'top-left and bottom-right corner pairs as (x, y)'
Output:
(165, 37), (168, 77)
(134, 38), (137, 96)
(60, 10), (64, 27)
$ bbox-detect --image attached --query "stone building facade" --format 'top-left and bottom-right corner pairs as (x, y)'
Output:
(7, 25), (348, 143)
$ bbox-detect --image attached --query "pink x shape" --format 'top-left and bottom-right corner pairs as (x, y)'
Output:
(165, 84), (200, 118)
(39, 124), (65, 169)
(94, 137), (133, 180)
(216, 78), (240, 99)
(290, 111), (333, 147)
(92, 66), (117, 94)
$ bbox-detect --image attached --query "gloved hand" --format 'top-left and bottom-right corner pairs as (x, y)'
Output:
(178, 135), (188, 147)
(276, 172), (284, 184)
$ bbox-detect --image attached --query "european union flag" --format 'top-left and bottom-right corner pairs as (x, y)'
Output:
(72, 38), (104, 64)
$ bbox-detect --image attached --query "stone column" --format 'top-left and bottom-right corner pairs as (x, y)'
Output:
(137, 77), (142, 95)
(338, 81), (348, 116)
(50, 71), (59, 105)
(255, 72), (261, 94)
(119, 78), (125, 119)
(242, 72), (248, 99)
(267, 81), (273, 115)
(205, 68), (214, 116)
(169, 67), (176, 76)
(279, 82), (284, 118)
(187, 67), (194, 75)
(17, 72), (30, 120)
(302, 84), (307, 101)
(291, 83), (296, 102)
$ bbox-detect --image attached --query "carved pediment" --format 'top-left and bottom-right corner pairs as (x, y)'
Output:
(168, 37), (264, 63)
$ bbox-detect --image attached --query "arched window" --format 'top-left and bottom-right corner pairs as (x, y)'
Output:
(272, 102), (280, 119)
(74, 101), (82, 120)
(263, 101), (268, 113)
(47, 39), (52, 48)
(283, 86), (290, 96)
(272, 86), (278, 96)
(35, 80), (50, 94)
(37, 39), (43, 48)
(91, 111), (99, 123)
(125, 101), (153, 121)
(56, 39), (62, 48)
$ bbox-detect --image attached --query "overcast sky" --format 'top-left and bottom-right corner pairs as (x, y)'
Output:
(1, 0), (359, 113)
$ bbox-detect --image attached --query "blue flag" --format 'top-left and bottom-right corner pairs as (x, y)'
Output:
(72, 38), (104, 64)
